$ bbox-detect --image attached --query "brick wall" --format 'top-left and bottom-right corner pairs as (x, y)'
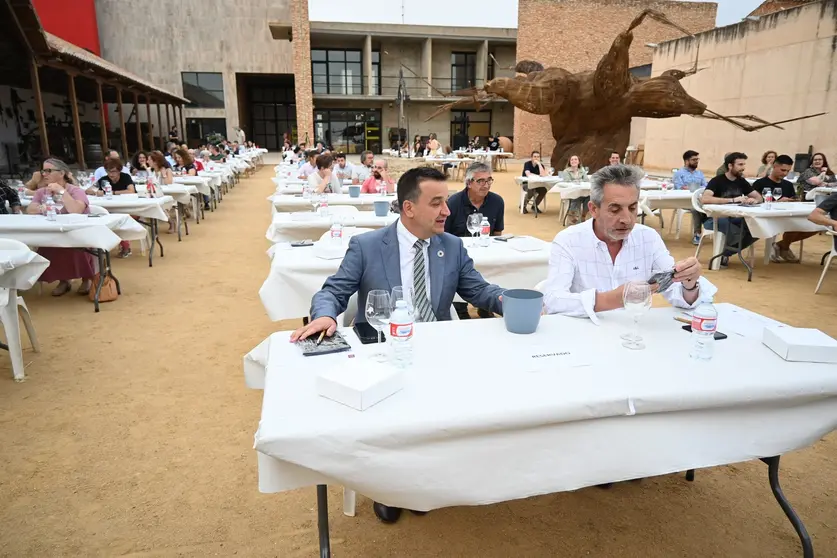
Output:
(514, 0), (717, 161)
(292, 0), (314, 144)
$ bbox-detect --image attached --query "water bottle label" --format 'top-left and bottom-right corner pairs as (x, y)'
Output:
(691, 316), (716, 333)
(481, 224), (490, 235)
(389, 322), (413, 338)
(330, 228), (342, 239)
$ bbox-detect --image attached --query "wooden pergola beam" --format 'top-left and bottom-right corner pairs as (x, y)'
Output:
(178, 105), (186, 144)
(156, 100), (164, 151)
(116, 87), (128, 159)
(133, 91), (143, 152)
(97, 79), (108, 152)
(145, 95), (154, 152)
(67, 73), (86, 169)
(29, 58), (49, 158)
(164, 103), (172, 146)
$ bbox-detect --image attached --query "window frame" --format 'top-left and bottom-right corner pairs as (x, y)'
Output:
(181, 72), (225, 108)
(310, 48), (381, 95)
(450, 52), (477, 93)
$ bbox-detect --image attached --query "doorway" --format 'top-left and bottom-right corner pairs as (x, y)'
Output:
(450, 110), (491, 149)
(314, 109), (382, 154)
(239, 74), (296, 150)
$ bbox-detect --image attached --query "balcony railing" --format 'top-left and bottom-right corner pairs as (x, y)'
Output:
(312, 76), (488, 99)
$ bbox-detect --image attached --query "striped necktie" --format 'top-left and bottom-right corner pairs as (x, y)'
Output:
(412, 239), (436, 322)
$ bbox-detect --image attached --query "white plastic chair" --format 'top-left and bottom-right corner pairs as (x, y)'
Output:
(88, 205), (109, 216)
(815, 230), (836, 294)
(0, 239), (41, 381)
(692, 188), (714, 259)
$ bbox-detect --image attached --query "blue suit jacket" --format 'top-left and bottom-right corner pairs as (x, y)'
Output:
(310, 221), (504, 322)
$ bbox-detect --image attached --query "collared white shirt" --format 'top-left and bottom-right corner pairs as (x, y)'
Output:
(543, 219), (717, 323)
(352, 164), (372, 183)
(299, 162), (316, 178)
(335, 163), (354, 181)
(396, 219), (431, 302)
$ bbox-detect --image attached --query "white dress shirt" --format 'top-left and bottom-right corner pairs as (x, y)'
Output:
(543, 220), (717, 323)
(298, 162), (316, 178)
(334, 163), (354, 181)
(396, 219), (431, 303)
(352, 164), (372, 183)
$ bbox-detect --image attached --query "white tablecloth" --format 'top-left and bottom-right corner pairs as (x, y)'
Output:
(702, 202), (823, 239)
(806, 187), (835, 204)
(174, 176), (213, 196)
(243, 304), (837, 510)
(161, 184), (198, 205)
(198, 171), (223, 190)
(258, 235), (550, 321)
(21, 195), (174, 222)
(0, 248), (49, 290)
(270, 194), (394, 212)
(641, 190), (695, 210)
(0, 214), (148, 250)
(423, 157), (475, 165)
(266, 212), (399, 243)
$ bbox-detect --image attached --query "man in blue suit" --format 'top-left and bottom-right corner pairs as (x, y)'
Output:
(290, 166), (505, 523)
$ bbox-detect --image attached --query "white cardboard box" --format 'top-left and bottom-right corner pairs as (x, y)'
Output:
(316, 360), (404, 411)
(763, 326), (837, 363)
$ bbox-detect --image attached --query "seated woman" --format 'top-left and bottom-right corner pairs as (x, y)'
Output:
(756, 150), (776, 179)
(522, 150), (549, 215)
(199, 149), (213, 169)
(307, 153), (343, 194)
(173, 148), (209, 210)
(361, 159), (395, 194)
(797, 152), (837, 196)
(130, 151), (151, 179)
(91, 159), (136, 258)
(148, 150), (183, 232)
(26, 158), (94, 296)
(23, 170), (48, 196)
(563, 155), (589, 224)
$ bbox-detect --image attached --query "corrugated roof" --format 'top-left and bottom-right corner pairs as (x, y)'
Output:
(44, 32), (189, 103)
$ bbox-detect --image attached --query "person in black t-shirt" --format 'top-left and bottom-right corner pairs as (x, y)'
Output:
(701, 152), (763, 266)
(522, 150), (549, 214)
(753, 154), (811, 262)
(93, 159), (136, 195)
(488, 134), (500, 151)
(810, 192), (837, 226)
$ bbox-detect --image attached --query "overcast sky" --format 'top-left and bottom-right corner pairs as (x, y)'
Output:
(310, 0), (765, 28)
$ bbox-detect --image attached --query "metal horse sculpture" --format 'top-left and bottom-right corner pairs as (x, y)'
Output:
(429, 9), (825, 169)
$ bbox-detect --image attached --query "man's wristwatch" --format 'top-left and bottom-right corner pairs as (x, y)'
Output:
(683, 281), (699, 292)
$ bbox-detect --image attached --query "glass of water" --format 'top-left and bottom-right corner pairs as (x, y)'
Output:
(621, 281), (652, 350)
(365, 290), (392, 362)
(466, 213), (482, 246)
(773, 187), (783, 203)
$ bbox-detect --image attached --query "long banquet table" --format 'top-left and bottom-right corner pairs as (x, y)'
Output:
(259, 235), (550, 321)
(265, 211), (398, 243)
(0, 214), (147, 311)
(244, 303), (834, 557)
(270, 193), (394, 213)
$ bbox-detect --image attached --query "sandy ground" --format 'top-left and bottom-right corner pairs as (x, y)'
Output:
(1, 160), (836, 557)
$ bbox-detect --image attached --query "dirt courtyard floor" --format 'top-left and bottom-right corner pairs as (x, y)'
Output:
(1, 158), (837, 557)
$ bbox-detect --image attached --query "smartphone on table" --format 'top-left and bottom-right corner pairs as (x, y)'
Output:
(353, 321), (385, 344)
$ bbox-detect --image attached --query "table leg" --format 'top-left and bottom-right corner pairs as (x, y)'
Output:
(764, 236), (775, 265)
(760, 456), (813, 558)
(93, 249), (106, 312)
(1, 288), (25, 381)
(708, 229), (727, 271)
(176, 204), (182, 242)
(154, 220), (164, 260)
(183, 204), (190, 236)
(317, 485), (331, 558)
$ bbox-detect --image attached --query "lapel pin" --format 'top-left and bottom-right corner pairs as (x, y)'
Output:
(437, 250), (444, 258)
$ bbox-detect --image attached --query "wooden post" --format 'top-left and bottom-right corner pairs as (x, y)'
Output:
(145, 95), (154, 150)
(97, 80), (108, 151)
(178, 105), (186, 144)
(156, 101), (164, 150)
(116, 87), (128, 159)
(29, 59), (49, 157)
(133, 91), (143, 151)
(67, 73), (85, 169)
(164, 103), (171, 146)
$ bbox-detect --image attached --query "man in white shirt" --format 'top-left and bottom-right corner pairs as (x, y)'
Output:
(93, 150), (130, 181)
(351, 150), (374, 184)
(543, 164), (716, 322)
(297, 150), (317, 178)
(333, 152), (354, 182)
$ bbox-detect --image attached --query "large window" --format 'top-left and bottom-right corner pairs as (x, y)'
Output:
(251, 85), (296, 151)
(451, 52), (477, 92)
(185, 118), (227, 148)
(182, 72), (225, 108)
(311, 49), (380, 95)
(314, 109), (381, 154)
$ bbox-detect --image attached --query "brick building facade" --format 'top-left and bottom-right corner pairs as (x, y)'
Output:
(514, 0), (717, 162)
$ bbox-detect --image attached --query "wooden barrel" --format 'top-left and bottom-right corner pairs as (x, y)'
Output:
(84, 144), (104, 168)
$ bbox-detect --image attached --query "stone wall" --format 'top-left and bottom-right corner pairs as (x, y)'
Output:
(514, 0), (717, 162)
(645, 0), (837, 173)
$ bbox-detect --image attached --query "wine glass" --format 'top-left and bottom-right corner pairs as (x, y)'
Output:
(621, 281), (652, 350)
(391, 286), (413, 315)
(466, 213), (483, 246)
(365, 290), (392, 362)
(773, 187), (783, 203)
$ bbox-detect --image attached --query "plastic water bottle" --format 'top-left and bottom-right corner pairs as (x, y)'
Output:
(17, 184), (25, 199)
(479, 216), (491, 247)
(389, 300), (413, 368)
(763, 188), (773, 210)
(105, 182), (113, 199)
(329, 220), (343, 246)
(45, 197), (56, 221)
(690, 302), (717, 360)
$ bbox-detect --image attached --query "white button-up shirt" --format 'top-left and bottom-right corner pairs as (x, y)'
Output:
(352, 164), (372, 183)
(396, 219), (431, 302)
(543, 220), (717, 323)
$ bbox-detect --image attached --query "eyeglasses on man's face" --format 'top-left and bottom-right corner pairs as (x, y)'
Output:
(471, 177), (494, 186)
(41, 168), (59, 174)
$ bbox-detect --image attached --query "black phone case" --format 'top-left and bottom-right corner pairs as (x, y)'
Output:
(681, 325), (728, 340)
(353, 322), (386, 344)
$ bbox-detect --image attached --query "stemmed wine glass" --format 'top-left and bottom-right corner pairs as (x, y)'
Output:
(621, 281), (652, 350)
(466, 213), (483, 246)
(365, 290), (392, 362)
(773, 187), (783, 203)
(391, 286), (413, 314)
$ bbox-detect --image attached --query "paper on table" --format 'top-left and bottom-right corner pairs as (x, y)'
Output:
(721, 306), (786, 340)
(507, 236), (546, 252)
(501, 343), (591, 372)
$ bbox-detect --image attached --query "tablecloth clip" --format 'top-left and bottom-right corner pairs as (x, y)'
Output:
(627, 398), (636, 416)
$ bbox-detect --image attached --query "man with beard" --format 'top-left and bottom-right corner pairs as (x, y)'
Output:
(360, 158), (395, 193)
(543, 164), (715, 321)
(701, 152), (763, 267)
(673, 150), (708, 245)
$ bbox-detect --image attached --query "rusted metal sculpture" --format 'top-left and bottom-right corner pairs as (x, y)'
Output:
(430, 9), (825, 170)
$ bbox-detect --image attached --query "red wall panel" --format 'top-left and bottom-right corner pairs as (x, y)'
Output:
(31, 0), (101, 55)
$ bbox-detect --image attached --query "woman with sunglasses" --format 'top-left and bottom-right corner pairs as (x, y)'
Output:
(25, 158), (94, 296)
